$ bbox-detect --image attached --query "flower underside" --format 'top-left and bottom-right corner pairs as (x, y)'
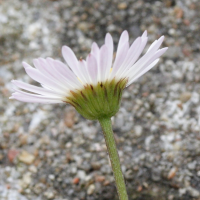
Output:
(10, 30), (168, 121)
(65, 78), (128, 120)
(9, 29), (168, 200)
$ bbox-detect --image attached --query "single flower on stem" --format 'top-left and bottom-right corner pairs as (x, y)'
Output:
(10, 30), (167, 200)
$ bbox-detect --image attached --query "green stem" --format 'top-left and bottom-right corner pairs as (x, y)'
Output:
(99, 118), (128, 200)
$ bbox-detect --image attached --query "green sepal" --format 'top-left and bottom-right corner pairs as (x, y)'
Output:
(64, 78), (128, 120)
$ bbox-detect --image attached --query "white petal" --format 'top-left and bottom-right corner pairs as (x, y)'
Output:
(116, 36), (148, 78)
(51, 60), (82, 88)
(62, 46), (83, 79)
(12, 80), (63, 97)
(33, 58), (66, 87)
(117, 30), (129, 51)
(11, 31), (168, 106)
(23, 62), (33, 69)
(12, 87), (63, 99)
(62, 46), (78, 68)
(105, 33), (113, 69)
(127, 59), (160, 86)
(110, 41), (129, 79)
(114, 37), (142, 77)
(33, 58), (45, 73)
(10, 93), (64, 104)
(143, 47), (168, 69)
(33, 58), (61, 82)
(87, 54), (98, 85)
(142, 30), (147, 38)
(91, 42), (100, 63)
(78, 59), (90, 84)
(23, 63), (66, 94)
(46, 58), (82, 89)
(99, 45), (109, 82)
(146, 36), (164, 53)
(30, 58), (82, 91)
(126, 47), (168, 81)
(112, 31), (129, 72)
(125, 44), (167, 80)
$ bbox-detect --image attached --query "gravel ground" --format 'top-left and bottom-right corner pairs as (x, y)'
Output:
(0, 0), (200, 199)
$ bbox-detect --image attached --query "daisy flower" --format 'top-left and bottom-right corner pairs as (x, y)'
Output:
(10, 30), (167, 200)
(10, 30), (167, 120)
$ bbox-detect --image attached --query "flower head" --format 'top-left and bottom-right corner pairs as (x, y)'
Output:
(10, 31), (167, 120)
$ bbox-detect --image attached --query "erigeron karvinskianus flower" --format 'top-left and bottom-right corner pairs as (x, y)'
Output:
(10, 30), (167, 200)
(10, 30), (167, 120)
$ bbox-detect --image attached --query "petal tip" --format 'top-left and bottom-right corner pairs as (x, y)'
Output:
(159, 35), (165, 42)
(162, 47), (168, 51)
(22, 62), (30, 69)
(142, 30), (147, 37)
(61, 46), (69, 53)
(105, 32), (112, 39)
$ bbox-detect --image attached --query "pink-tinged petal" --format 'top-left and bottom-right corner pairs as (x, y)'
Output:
(33, 58), (45, 73)
(117, 30), (129, 51)
(45, 58), (74, 89)
(10, 93), (63, 104)
(110, 41), (129, 79)
(23, 63), (66, 94)
(113, 36), (147, 79)
(52, 60), (82, 88)
(33, 58), (58, 81)
(35, 58), (81, 89)
(147, 47), (167, 63)
(114, 37), (142, 76)
(33, 58), (47, 73)
(99, 45), (109, 82)
(34, 58), (56, 79)
(91, 42), (100, 62)
(12, 80), (63, 97)
(146, 36), (164, 53)
(141, 30), (147, 38)
(45, 58), (81, 89)
(123, 37), (143, 65)
(116, 36), (148, 78)
(127, 59), (160, 86)
(37, 58), (75, 90)
(10, 30), (168, 106)
(28, 59), (64, 89)
(78, 59), (90, 84)
(62, 46), (78, 68)
(87, 54), (98, 85)
(22, 62), (33, 69)
(139, 47), (167, 71)
(105, 33), (113, 69)
(125, 40), (166, 79)
(12, 87), (63, 99)
(126, 47), (168, 81)
(112, 31), (129, 72)
(62, 46), (83, 79)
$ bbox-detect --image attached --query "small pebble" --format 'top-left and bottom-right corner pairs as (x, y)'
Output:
(87, 184), (95, 195)
(18, 151), (35, 165)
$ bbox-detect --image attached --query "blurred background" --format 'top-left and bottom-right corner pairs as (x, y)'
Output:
(0, 0), (200, 199)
